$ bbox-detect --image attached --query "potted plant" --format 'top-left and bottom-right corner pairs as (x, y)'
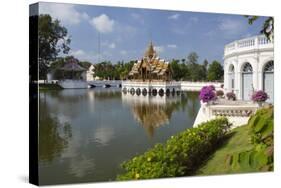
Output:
(251, 90), (268, 107)
(216, 90), (224, 99)
(226, 92), (236, 101)
(199, 85), (217, 105)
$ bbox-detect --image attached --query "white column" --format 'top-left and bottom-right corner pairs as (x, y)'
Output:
(252, 58), (259, 91)
(224, 62), (229, 91)
(236, 71), (242, 99)
(258, 71), (263, 90)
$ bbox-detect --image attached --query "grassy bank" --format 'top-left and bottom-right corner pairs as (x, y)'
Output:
(198, 106), (274, 175)
(39, 83), (63, 90)
(197, 125), (254, 175)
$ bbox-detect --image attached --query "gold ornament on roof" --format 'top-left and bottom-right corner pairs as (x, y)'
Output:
(145, 41), (156, 60)
(128, 41), (172, 81)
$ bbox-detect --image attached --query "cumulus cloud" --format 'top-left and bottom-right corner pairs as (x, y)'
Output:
(154, 46), (165, 53)
(189, 17), (199, 23)
(90, 14), (115, 33)
(70, 49), (86, 57)
(69, 49), (102, 63)
(39, 2), (89, 25)
(218, 18), (245, 38)
(120, 50), (127, 55)
(101, 41), (116, 49)
(131, 13), (144, 24)
(167, 44), (177, 48)
(108, 43), (116, 49)
(168, 13), (180, 20)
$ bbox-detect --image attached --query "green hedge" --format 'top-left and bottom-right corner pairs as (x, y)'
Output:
(39, 83), (62, 90)
(117, 117), (231, 180)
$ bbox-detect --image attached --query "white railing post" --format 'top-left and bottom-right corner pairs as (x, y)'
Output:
(255, 36), (259, 49)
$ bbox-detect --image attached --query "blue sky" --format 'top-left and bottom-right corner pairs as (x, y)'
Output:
(39, 2), (266, 64)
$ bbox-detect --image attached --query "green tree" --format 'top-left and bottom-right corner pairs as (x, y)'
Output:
(185, 52), (207, 81)
(245, 16), (274, 40)
(170, 59), (183, 81)
(38, 14), (71, 80)
(207, 60), (224, 81)
(203, 59), (209, 68)
(186, 52), (199, 65)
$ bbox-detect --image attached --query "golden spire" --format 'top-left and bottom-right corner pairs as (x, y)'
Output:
(145, 41), (156, 59)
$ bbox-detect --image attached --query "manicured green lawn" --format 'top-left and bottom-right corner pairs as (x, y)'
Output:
(197, 125), (255, 175)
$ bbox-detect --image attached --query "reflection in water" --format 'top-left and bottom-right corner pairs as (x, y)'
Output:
(39, 88), (200, 184)
(186, 92), (200, 117)
(39, 95), (72, 162)
(93, 127), (115, 146)
(69, 156), (96, 178)
(122, 92), (187, 137)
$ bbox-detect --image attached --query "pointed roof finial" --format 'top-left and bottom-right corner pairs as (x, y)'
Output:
(145, 41), (156, 58)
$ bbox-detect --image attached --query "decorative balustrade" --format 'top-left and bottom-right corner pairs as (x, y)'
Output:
(212, 109), (253, 117)
(224, 35), (273, 57)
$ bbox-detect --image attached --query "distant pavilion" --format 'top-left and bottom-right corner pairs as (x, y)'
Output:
(128, 42), (172, 81)
(122, 42), (181, 95)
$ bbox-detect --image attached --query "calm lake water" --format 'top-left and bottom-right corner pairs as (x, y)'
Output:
(39, 88), (200, 185)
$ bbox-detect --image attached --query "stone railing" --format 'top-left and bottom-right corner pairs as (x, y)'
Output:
(122, 80), (181, 87)
(193, 99), (260, 128)
(181, 81), (223, 91)
(224, 35), (273, 57)
(210, 107), (255, 117)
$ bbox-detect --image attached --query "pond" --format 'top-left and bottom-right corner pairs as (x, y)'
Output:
(38, 88), (200, 185)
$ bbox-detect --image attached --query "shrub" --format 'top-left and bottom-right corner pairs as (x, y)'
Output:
(216, 90), (224, 97)
(226, 92), (236, 101)
(251, 90), (268, 102)
(117, 118), (231, 180)
(199, 85), (217, 103)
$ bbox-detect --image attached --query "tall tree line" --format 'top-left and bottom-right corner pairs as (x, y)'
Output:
(170, 52), (223, 81)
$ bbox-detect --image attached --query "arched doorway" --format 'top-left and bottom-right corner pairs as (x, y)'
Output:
(242, 62), (253, 100)
(263, 60), (274, 103)
(228, 64), (235, 92)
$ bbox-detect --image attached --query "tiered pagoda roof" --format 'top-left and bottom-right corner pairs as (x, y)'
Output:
(128, 42), (172, 81)
(59, 58), (86, 72)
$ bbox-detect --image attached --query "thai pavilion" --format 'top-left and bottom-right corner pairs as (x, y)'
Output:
(122, 42), (181, 95)
(128, 42), (172, 81)
(57, 58), (89, 89)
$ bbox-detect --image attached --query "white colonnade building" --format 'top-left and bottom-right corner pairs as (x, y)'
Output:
(223, 35), (274, 103)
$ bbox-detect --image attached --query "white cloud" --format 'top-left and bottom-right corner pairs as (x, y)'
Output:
(120, 50), (127, 55)
(90, 14), (115, 33)
(108, 43), (116, 49)
(81, 12), (90, 20)
(154, 46), (165, 53)
(101, 41), (116, 49)
(189, 17), (199, 23)
(167, 44), (177, 48)
(131, 13), (144, 24)
(168, 13), (180, 20)
(218, 18), (245, 37)
(39, 2), (89, 25)
(69, 49), (100, 62)
(70, 49), (86, 57)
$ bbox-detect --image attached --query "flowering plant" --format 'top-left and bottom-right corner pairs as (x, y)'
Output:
(199, 85), (217, 103)
(251, 90), (268, 102)
(209, 85), (216, 91)
(216, 90), (224, 97)
(226, 92), (236, 101)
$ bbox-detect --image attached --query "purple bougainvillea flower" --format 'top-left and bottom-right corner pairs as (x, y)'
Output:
(251, 90), (268, 102)
(199, 85), (216, 103)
